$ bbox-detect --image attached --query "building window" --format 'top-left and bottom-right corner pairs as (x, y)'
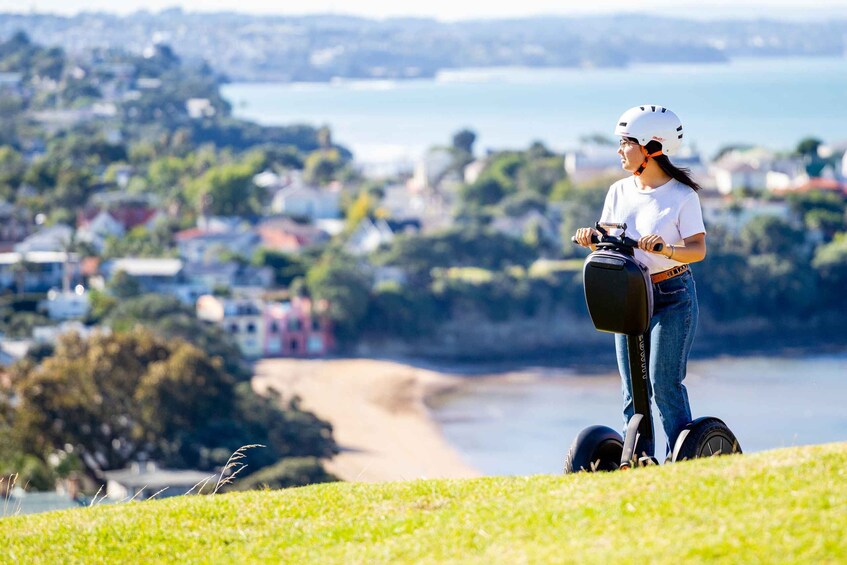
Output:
(311, 318), (321, 331)
(229, 323), (239, 333)
(290, 339), (299, 353)
(269, 322), (278, 334)
(288, 318), (301, 332)
(246, 323), (256, 334)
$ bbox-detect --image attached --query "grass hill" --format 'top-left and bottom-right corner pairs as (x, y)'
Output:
(2, 442), (845, 563)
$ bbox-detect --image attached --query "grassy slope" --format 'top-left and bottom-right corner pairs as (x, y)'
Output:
(2, 443), (846, 564)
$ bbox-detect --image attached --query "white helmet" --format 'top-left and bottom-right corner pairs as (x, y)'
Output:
(614, 105), (684, 156)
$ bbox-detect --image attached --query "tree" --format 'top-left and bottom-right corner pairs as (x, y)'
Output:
(452, 129), (477, 154)
(812, 233), (847, 309)
(795, 137), (823, 158)
(105, 293), (250, 381)
(303, 148), (344, 185)
(107, 269), (142, 299)
(188, 161), (261, 217)
(4, 328), (338, 484)
(306, 251), (372, 342)
(739, 215), (804, 256)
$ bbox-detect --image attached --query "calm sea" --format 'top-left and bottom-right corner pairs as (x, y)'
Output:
(428, 353), (847, 476)
(222, 56), (847, 166)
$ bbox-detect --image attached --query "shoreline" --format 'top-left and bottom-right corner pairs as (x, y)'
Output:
(252, 358), (481, 483)
(252, 346), (847, 483)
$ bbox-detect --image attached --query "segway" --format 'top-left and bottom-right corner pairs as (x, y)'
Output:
(563, 222), (741, 472)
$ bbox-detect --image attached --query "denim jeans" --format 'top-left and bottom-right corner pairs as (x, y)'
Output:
(615, 269), (698, 458)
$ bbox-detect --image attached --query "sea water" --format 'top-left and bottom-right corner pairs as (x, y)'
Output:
(428, 353), (847, 476)
(222, 56), (847, 165)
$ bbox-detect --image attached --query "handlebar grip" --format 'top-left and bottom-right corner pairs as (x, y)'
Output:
(571, 235), (600, 245)
(572, 234), (664, 252)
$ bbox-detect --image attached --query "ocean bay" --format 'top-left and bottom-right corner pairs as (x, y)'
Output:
(222, 56), (847, 165)
(429, 353), (847, 476)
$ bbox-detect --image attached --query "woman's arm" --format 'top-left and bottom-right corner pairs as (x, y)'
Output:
(639, 232), (707, 263)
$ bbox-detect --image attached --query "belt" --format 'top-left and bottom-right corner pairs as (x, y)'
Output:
(651, 263), (689, 284)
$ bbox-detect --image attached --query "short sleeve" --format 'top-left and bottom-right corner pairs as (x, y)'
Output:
(678, 192), (706, 239)
(599, 185), (616, 224)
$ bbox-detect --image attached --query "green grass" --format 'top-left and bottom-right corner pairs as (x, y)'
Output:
(2, 443), (846, 563)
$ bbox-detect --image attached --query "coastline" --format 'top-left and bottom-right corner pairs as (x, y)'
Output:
(252, 358), (481, 483)
(252, 345), (847, 482)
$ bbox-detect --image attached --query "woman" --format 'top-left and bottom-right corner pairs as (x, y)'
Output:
(573, 104), (706, 460)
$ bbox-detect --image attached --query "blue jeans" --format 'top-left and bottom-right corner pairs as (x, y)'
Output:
(615, 269), (697, 458)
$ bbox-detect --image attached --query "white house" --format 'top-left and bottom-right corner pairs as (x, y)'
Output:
(410, 147), (457, 191)
(379, 183), (426, 220)
(346, 219), (395, 255)
(14, 224), (75, 253)
(563, 145), (621, 183)
(196, 295), (265, 358)
(709, 148), (805, 195)
(76, 210), (125, 252)
(104, 462), (212, 501)
(700, 194), (794, 233)
(0, 251), (80, 292)
(32, 321), (104, 344)
(100, 257), (183, 293)
(463, 159), (488, 185)
(270, 183), (341, 220)
(175, 228), (261, 264)
(41, 287), (91, 320)
(186, 98), (215, 119)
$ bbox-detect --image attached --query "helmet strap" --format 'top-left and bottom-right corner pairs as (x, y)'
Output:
(633, 146), (663, 177)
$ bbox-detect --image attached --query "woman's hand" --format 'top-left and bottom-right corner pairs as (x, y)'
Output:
(638, 234), (667, 254)
(574, 227), (600, 248)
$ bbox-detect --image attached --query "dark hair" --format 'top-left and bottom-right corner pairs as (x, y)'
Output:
(643, 139), (701, 192)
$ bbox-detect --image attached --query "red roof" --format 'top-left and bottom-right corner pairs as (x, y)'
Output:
(791, 177), (847, 194)
(78, 206), (159, 230)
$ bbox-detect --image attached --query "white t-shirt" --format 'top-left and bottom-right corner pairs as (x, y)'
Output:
(599, 176), (706, 274)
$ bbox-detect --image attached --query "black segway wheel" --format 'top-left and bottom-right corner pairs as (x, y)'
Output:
(563, 425), (624, 473)
(671, 416), (742, 463)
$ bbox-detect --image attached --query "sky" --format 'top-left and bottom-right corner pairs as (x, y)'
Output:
(2, 0), (847, 21)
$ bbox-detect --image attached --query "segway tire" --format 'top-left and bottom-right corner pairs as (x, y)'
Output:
(563, 425), (624, 473)
(671, 416), (742, 463)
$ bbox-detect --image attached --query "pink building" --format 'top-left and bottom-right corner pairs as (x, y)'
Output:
(263, 297), (334, 357)
(197, 295), (333, 358)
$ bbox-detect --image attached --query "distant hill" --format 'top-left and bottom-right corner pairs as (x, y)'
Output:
(0, 10), (845, 82)
(2, 442), (846, 562)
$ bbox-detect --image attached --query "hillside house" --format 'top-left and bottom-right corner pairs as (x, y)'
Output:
(196, 295), (333, 358)
(104, 462), (211, 501)
(0, 251), (80, 293)
(256, 217), (330, 253)
(271, 184), (341, 220)
(263, 298), (333, 357)
(700, 194), (795, 234)
(41, 287), (91, 320)
(196, 295), (265, 358)
(99, 257), (183, 294)
(175, 227), (261, 263)
(346, 218), (395, 255)
(182, 261), (273, 295)
(563, 145), (621, 183)
(76, 193), (165, 252)
(14, 224), (74, 253)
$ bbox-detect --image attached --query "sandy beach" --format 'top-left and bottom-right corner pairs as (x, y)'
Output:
(252, 358), (481, 483)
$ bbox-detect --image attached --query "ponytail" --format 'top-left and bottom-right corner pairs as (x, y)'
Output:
(644, 140), (701, 192)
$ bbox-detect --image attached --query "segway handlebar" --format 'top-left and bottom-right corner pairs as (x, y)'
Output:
(570, 233), (663, 253)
